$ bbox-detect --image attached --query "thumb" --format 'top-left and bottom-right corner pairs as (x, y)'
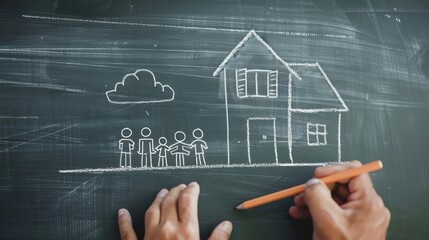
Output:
(303, 179), (342, 223)
(208, 220), (233, 240)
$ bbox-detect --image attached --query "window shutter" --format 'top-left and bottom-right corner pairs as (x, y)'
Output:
(268, 70), (278, 98)
(236, 68), (247, 98)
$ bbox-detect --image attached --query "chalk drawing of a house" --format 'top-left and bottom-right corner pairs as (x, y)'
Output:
(213, 30), (349, 166)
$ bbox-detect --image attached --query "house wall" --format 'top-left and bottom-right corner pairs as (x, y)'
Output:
(223, 67), (290, 165)
(290, 112), (340, 163)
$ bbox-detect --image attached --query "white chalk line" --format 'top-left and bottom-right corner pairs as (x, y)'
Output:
(246, 118), (278, 164)
(0, 123), (77, 153)
(213, 30), (301, 79)
(22, 15), (354, 39)
(287, 74), (294, 163)
(0, 124), (60, 140)
(0, 79), (87, 93)
(314, 62), (349, 112)
(106, 69), (175, 104)
(59, 162), (339, 173)
(0, 48), (228, 55)
(0, 116), (39, 119)
(288, 62), (349, 113)
(338, 113), (342, 162)
(223, 70), (231, 165)
(0, 57), (121, 70)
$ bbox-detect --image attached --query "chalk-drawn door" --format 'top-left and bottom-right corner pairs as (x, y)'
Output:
(247, 118), (278, 164)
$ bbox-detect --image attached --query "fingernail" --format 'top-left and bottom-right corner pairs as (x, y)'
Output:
(118, 208), (127, 217)
(305, 178), (320, 189)
(178, 184), (187, 188)
(221, 221), (233, 232)
(157, 189), (169, 198)
(188, 182), (198, 187)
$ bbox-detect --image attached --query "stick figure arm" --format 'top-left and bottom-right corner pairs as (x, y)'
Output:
(130, 140), (135, 150)
(150, 140), (155, 154)
(169, 143), (178, 151)
(183, 148), (191, 155)
(202, 141), (208, 149)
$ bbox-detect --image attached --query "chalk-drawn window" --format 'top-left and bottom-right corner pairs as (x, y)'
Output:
(307, 123), (327, 146)
(235, 69), (278, 98)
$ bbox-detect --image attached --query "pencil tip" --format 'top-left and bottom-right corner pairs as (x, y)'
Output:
(236, 203), (244, 210)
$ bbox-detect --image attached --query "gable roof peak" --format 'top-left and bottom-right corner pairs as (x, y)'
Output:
(212, 30), (301, 80)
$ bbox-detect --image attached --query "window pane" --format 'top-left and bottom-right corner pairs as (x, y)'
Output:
(308, 133), (318, 144)
(317, 124), (326, 134)
(308, 124), (317, 133)
(318, 134), (327, 145)
(256, 72), (268, 97)
(247, 72), (257, 96)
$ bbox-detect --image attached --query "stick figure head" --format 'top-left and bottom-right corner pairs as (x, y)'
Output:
(192, 128), (203, 139)
(159, 137), (167, 145)
(121, 128), (132, 138)
(174, 131), (186, 142)
(141, 127), (151, 137)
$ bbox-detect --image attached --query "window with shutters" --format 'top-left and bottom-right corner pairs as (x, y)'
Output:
(235, 69), (278, 98)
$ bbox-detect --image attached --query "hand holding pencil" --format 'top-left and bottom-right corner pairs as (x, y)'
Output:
(289, 161), (391, 240)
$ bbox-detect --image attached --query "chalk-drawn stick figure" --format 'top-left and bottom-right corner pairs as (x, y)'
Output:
(190, 128), (208, 166)
(170, 131), (191, 167)
(138, 127), (155, 168)
(119, 128), (135, 168)
(155, 137), (170, 167)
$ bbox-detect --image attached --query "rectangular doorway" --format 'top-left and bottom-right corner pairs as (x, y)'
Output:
(247, 118), (278, 164)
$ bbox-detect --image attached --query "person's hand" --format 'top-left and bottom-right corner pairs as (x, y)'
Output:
(289, 160), (390, 240)
(118, 182), (233, 240)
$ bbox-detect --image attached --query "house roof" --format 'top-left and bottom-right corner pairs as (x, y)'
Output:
(212, 30), (301, 80)
(289, 63), (349, 112)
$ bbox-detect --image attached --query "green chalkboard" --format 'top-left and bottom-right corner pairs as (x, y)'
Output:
(1, 0), (429, 239)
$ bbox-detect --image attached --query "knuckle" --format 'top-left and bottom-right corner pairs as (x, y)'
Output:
(159, 221), (176, 237)
(314, 166), (326, 175)
(179, 192), (194, 205)
(384, 207), (391, 222)
(182, 222), (198, 236)
(374, 196), (386, 209)
(145, 208), (157, 221)
(161, 197), (175, 210)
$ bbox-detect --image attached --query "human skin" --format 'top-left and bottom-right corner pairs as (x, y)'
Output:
(117, 182), (232, 240)
(289, 160), (391, 240)
(118, 161), (390, 240)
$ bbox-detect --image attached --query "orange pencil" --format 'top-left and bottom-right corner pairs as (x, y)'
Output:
(236, 160), (383, 210)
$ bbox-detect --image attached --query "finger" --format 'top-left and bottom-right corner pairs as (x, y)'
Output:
(289, 206), (311, 219)
(118, 208), (138, 240)
(178, 182), (200, 223)
(314, 160), (362, 184)
(145, 189), (169, 230)
(293, 193), (306, 207)
(208, 221), (233, 240)
(303, 179), (342, 223)
(346, 172), (376, 203)
(160, 184), (187, 222)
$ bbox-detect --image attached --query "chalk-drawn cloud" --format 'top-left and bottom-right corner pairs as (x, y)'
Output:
(106, 69), (175, 104)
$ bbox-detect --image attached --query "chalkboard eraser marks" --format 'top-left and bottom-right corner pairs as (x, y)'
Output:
(236, 160), (383, 210)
